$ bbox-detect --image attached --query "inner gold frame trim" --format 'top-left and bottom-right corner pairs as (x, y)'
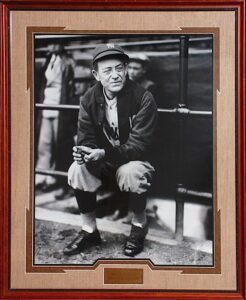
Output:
(26, 26), (220, 275)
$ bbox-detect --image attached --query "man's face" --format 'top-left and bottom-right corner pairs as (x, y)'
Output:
(127, 61), (145, 82)
(92, 58), (128, 98)
(74, 82), (89, 96)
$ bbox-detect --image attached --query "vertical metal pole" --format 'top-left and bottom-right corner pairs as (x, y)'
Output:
(179, 36), (189, 106)
(175, 35), (189, 241)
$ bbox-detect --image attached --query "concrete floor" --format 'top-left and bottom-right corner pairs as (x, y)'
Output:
(34, 188), (213, 266)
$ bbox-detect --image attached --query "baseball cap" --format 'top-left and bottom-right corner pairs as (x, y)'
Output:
(92, 43), (129, 65)
(128, 53), (150, 65)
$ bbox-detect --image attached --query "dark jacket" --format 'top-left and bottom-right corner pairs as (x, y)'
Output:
(77, 79), (158, 165)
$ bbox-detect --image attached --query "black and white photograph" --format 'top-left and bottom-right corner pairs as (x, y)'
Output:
(34, 33), (213, 266)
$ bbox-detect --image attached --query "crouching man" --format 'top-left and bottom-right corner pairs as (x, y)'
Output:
(64, 43), (158, 257)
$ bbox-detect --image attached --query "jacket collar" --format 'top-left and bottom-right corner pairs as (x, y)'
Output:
(94, 82), (105, 104)
(94, 78), (133, 104)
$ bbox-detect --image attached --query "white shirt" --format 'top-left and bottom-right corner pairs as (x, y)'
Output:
(43, 54), (62, 118)
(103, 89), (120, 147)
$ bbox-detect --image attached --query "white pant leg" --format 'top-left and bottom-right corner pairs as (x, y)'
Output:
(36, 117), (56, 185)
(45, 118), (58, 185)
(68, 161), (102, 192)
(115, 161), (155, 194)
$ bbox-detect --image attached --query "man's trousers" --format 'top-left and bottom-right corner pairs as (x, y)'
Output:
(68, 160), (155, 195)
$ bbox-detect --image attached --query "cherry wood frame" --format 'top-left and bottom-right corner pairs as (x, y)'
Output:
(0, 0), (245, 299)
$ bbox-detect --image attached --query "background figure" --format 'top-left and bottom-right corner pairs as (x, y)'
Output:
(55, 65), (92, 199)
(71, 64), (93, 146)
(127, 54), (157, 98)
(35, 43), (75, 198)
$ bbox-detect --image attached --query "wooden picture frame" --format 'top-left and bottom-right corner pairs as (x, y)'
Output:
(0, 0), (245, 299)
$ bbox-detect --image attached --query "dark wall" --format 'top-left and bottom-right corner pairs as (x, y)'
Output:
(149, 51), (213, 196)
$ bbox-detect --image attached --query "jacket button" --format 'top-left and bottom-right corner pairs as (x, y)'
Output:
(98, 122), (102, 126)
(100, 104), (104, 108)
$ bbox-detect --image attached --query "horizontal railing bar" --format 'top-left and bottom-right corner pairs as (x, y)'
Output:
(158, 108), (212, 116)
(35, 169), (213, 200)
(36, 103), (212, 116)
(35, 49), (212, 60)
(35, 37), (212, 52)
(36, 169), (212, 199)
(36, 168), (68, 177)
(189, 110), (212, 116)
(157, 108), (177, 113)
(35, 104), (80, 110)
(35, 35), (88, 39)
(177, 187), (212, 199)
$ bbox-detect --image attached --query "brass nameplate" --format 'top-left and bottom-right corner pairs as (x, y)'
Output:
(104, 268), (143, 284)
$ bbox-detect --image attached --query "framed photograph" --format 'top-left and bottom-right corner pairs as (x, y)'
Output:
(0, 0), (245, 299)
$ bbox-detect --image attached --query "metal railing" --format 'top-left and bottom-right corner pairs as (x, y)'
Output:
(36, 168), (68, 177)
(174, 36), (213, 240)
(35, 36), (212, 52)
(36, 103), (212, 117)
